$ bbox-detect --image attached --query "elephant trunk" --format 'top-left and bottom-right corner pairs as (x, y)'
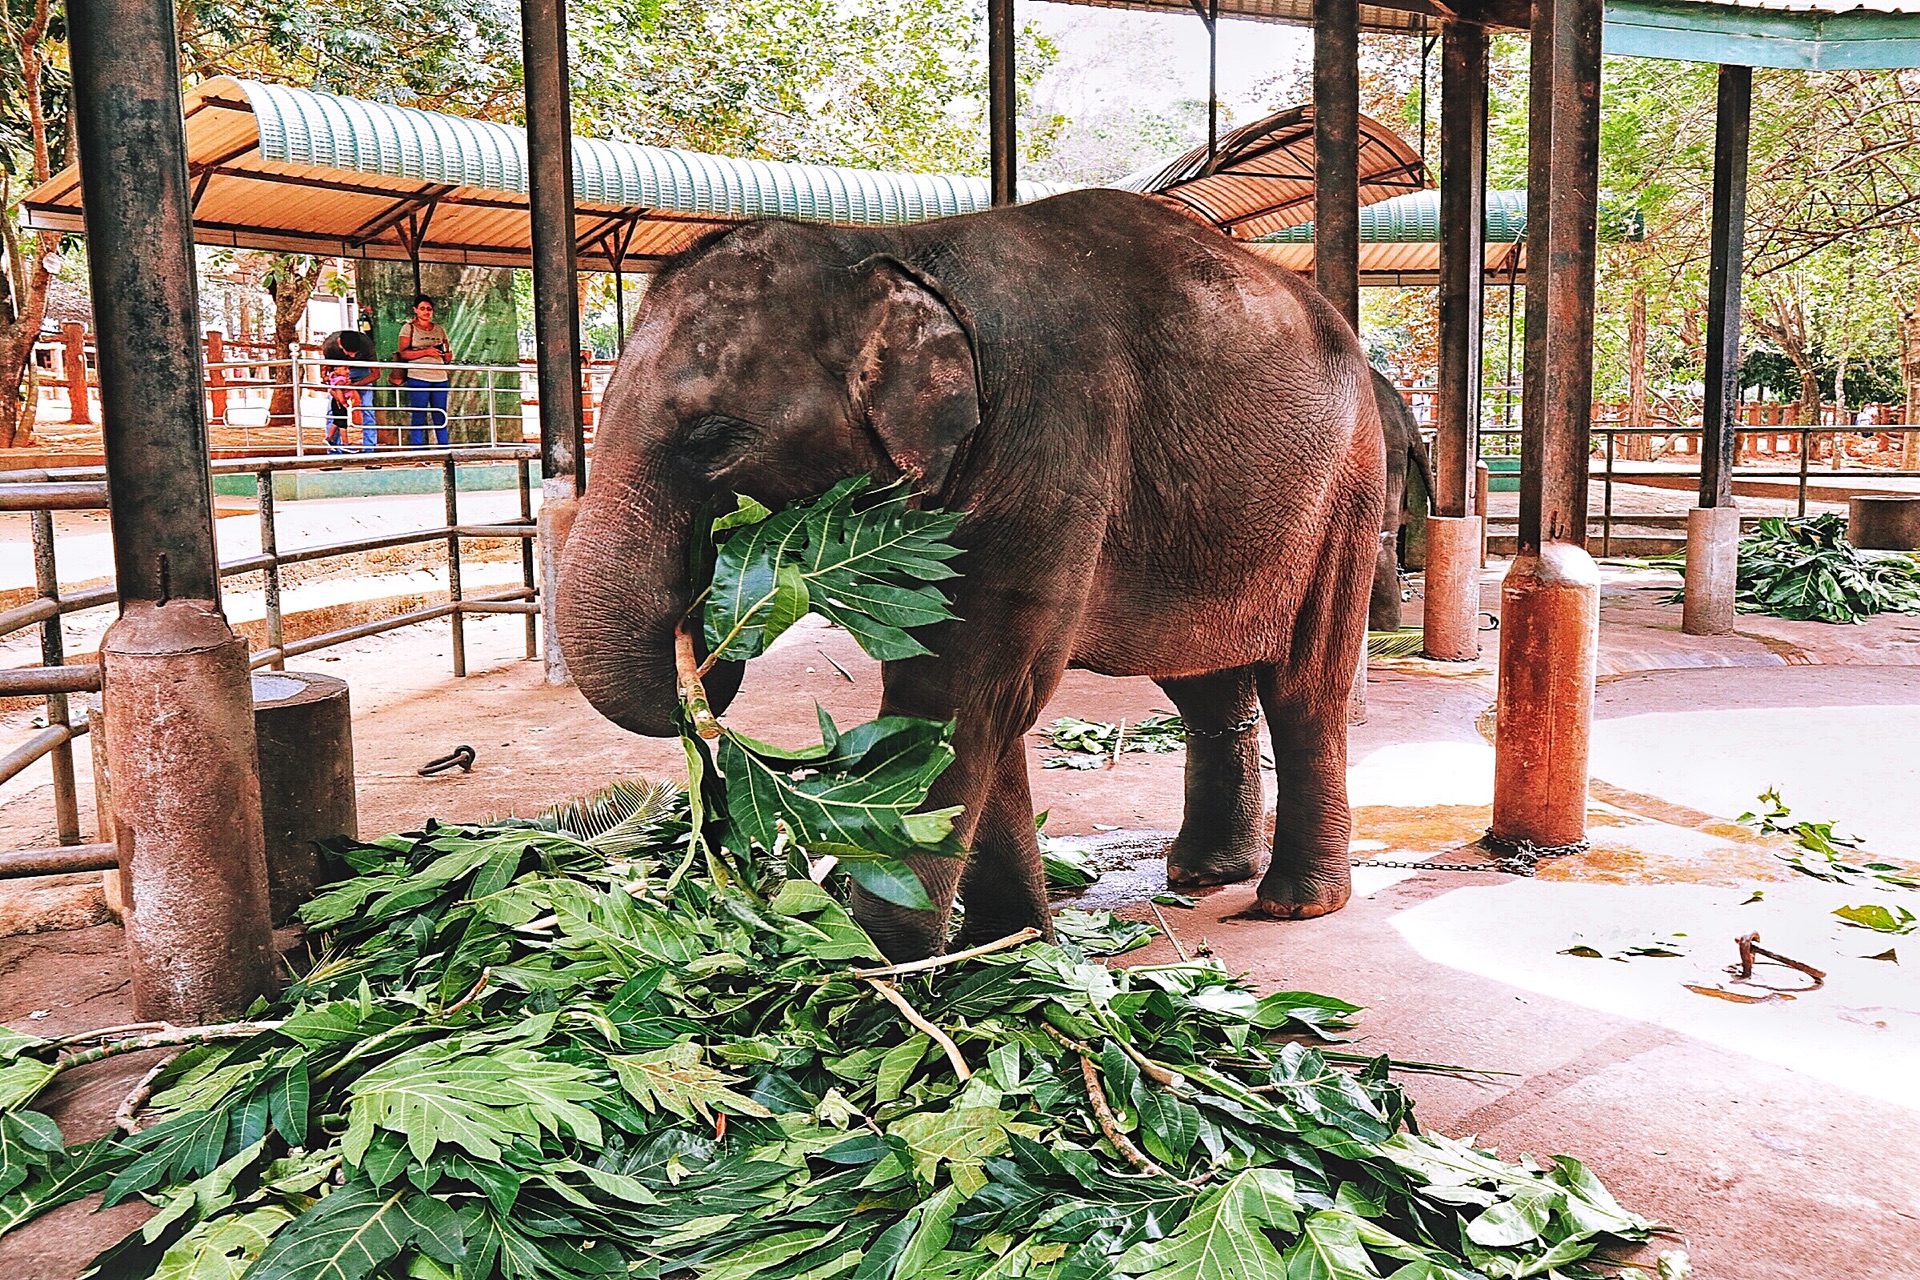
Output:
(555, 468), (743, 739)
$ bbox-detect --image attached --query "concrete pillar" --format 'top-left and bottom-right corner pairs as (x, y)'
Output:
(1422, 515), (1483, 660)
(103, 603), (277, 1022)
(1490, 544), (1600, 850)
(61, 322), (90, 425)
(539, 475), (579, 684)
(1849, 494), (1920, 550)
(1475, 461), (1491, 567)
(1681, 505), (1740, 635)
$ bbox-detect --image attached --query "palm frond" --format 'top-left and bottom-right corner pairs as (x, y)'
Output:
(531, 778), (686, 856)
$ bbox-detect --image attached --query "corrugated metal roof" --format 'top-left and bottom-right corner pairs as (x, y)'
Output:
(1259, 190), (1531, 244)
(1246, 237), (1528, 286)
(1133, 105), (1428, 242)
(239, 79), (1016, 225)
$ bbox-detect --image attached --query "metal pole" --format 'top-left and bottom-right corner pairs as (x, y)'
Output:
(31, 512), (79, 845)
(1207, 0), (1219, 164)
(1517, 0), (1603, 552)
(1602, 429), (1615, 556)
(988, 0), (1017, 206)
(614, 270), (626, 357)
(520, 458), (538, 660)
(445, 456), (466, 677)
(258, 469), (284, 670)
(1490, 0), (1605, 854)
(69, 0), (275, 1022)
(1312, 0), (1360, 329)
(1435, 20), (1487, 519)
(523, 0), (587, 683)
(1700, 64), (1752, 512)
(522, 0), (586, 494)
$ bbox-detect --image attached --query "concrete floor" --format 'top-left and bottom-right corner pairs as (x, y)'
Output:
(3, 565), (1920, 1277)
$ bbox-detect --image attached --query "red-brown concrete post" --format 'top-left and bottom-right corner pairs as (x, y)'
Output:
(206, 329), (228, 421)
(71, 0), (277, 1020)
(1491, 543), (1600, 847)
(1491, 0), (1603, 853)
(61, 322), (91, 425)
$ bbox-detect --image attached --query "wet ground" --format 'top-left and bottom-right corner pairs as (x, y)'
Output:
(3, 558), (1920, 1277)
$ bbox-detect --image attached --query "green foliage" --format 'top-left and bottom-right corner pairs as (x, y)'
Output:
(0, 788), (1655, 1279)
(1041, 714), (1186, 770)
(1832, 903), (1917, 935)
(1738, 787), (1920, 889)
(684, 477), (969, 909)
(1658, 515), (1920, 624)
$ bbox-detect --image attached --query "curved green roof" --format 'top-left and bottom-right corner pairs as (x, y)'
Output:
(1254, 190), (1644, 245)
(238, 80), (1030, 225)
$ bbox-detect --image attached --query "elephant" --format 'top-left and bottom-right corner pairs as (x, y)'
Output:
(1368, 370), (1435, 633)
(556, 188), (1385, 961)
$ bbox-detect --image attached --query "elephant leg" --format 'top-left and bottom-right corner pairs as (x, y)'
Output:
(953, 738), (1054, 948)
(1368, 529), (1402, 632)
(1159, 667), (1268, 888)
(1253, 518), (1375, 919)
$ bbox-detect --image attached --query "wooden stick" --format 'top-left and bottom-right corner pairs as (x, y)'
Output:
(1044, 1022), (1182, 1090)
(1076, 1052), (1170, 1177)
(1732, 931), (1826, 988)
(867, 979), (970, 1080)
(1147, 901), (1189, 963)
(438, 967), (491, 1018)
(852, 928), (1041, 979)
(114, 1048), (184, 1134)
(673, 618), (722, 740)
(53, 1021), (169, 1047)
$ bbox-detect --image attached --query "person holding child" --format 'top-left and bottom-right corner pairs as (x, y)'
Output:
(320, 327), (378, 453)
(397, 294), (453, 447)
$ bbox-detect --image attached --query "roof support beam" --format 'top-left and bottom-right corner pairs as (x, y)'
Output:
(988, 0), (1017, 205)
(521, 0), (587, 497)
(66, 0), (275, 1022)
(1434, 19), (1487, 519)
(1699, 63), (1750, 514)
(1313, 0), (1361, 330)
(1491, 0), (1605, 854)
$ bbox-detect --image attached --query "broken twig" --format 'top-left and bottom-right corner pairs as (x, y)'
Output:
(114, 1048), (184, 1134)
(1731, 931), (1826, 990)
(866, 979), (970, 1080)
(853, 928), (1040, 979)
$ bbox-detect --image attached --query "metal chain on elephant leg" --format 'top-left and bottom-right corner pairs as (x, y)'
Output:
(1183, 711), (1261, 740)
(1348, 831), (1589, 877)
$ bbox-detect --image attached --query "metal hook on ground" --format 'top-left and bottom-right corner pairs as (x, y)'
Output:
(1478, 612), (1500, 631)
(419, 745), (476, 777)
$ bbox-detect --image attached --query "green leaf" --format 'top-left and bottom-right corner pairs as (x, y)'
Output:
(1118, 1168), (1299, 1279)
(243, 1181), (461, 1280)
(886, 1107), (1011, 1190)
(153, 1205), (293, 1280)
(610, 1043), (773, 1122)
(713, 494), (776, 536)
(342, 1038), (602, 1166)
(706, 507), (813, 661)
(718, 709), (959, 870)
(1281, 1211), (1380, 1279)
(1833, 903), (1917, 934)
(0, 1058), (58, 1111)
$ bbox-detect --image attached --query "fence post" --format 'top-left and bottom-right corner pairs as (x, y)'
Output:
(290, 354), (304, 456)
(61, 322), (91, 426)
(1601, 429), (1615, 557)
(519, 458), (538, 660)
(445, 456), (466, 677)
(32, 512), (81, 845)
(206, 329), (226, 422)
(258, 469), (284, 670)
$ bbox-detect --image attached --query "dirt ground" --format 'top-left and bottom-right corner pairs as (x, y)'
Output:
(3, 559), (1920, 1278)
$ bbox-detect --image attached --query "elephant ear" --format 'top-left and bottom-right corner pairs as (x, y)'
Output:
(845, 256), (980, 499)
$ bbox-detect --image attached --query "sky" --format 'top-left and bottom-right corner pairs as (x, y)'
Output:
(1020, 2), (1314, 121)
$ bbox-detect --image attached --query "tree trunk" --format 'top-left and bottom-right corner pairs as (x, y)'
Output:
(265, 258), (326, 428)
(1900, 295), (1920, 467)
(1622, 271), (1651, 460)
(0, 0), (57, 449)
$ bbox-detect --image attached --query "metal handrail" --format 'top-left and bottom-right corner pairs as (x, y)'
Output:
(1, 446), (544, 879)
(1473, 423), (1920, 555)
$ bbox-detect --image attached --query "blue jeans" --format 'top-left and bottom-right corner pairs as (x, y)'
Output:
(326, 388), (376, 452)
(405, 378), (450, 446)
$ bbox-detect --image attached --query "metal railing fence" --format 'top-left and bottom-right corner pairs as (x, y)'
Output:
(1474, 424), (1920, 555)
(203, 357), (529, 455)
(0, 445), (541, 880)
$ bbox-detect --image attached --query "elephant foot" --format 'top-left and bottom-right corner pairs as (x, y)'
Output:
(1251, 865), (1351, 920)
(1165, 838), (1265, 889)
(953, 911), (1055, 950)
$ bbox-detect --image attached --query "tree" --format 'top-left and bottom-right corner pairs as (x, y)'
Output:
(0, 0), (64, 448)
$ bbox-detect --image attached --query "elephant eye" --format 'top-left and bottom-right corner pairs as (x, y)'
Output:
(680, 413), (755, 461)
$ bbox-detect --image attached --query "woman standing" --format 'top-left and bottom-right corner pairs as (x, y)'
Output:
(397, 294), (453, 446)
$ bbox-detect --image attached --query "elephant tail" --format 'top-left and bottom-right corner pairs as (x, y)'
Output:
(1407, 427), (1435, 517)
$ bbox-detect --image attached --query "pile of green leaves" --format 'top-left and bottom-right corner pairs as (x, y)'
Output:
(1, 795), (1656, 1280)
(1041, 716), (1187, 771)
(1660, 514), (1920, 624)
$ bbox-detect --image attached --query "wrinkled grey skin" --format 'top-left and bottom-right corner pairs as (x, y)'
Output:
(1368, 370), (1434, 633)
(555, 189), (1384, 961)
